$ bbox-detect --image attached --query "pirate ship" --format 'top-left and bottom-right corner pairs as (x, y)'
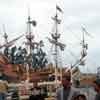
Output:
(0, 5), (89, 85)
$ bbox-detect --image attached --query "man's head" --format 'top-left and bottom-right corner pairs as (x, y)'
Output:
(62, 70), (71, 88)
(93, 78), (100, 93)
(73, 94), (87, 100)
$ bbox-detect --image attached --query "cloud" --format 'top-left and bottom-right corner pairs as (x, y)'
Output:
(63, 0), (100, 73)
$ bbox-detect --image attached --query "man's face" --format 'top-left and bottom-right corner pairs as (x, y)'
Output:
(62, 76), (71, 88)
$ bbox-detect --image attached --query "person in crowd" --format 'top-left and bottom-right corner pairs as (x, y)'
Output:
(56, 70), (80, 100)
(11, 90), (19, 100)
(29, 87), (37, 100)
(40, 87), (48, 99)
(93, 78), (100, 100)
(29, 86), (45, 100)
(72, 94), (87, 100)
(0, 80), (8, 100)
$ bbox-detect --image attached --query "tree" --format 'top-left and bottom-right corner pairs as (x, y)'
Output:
(10, 46), (17, 64)
(31, 48), (48, 69)
(4, 47), (9, 58)
(74, 79), (80, 88)
(14, 47), (28, 64)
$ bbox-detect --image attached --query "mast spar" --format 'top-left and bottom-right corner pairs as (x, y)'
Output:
(71, 27), (88, 69)
(69, 27), (89, 88)
(3, 25), (8, 44)
(25, 8), (37, 81)
(80, 27), (88, 65)
(48, 5), (65, 88)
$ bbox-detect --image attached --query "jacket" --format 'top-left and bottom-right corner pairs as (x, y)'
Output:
(56, 86), (80, 100)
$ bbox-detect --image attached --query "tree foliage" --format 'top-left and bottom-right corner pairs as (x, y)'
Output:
(3, 45), (48, 69)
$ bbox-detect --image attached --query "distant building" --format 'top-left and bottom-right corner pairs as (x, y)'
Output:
(71, 67), (97, 87)
(79, 73), (96, 87)
(97, 66), (100, 78)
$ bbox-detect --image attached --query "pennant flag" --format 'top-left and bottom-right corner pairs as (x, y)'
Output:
(56, 5), (63, 13)
(31, 20), (37, 26)
(81, 26), (93, 38)
(30, 20), (37, 26)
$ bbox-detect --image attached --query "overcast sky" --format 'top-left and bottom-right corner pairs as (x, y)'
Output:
(0, 0), (100, 73)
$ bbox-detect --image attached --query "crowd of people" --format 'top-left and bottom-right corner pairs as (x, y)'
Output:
(0, 70), (100, 100)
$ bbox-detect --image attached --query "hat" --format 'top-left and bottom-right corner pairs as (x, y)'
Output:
(94, 79), (100, 86)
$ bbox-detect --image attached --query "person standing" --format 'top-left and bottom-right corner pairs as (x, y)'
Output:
(56, 70), (80, 100)
(0, 80), (8, 100)
(29, 86), (45, 100)
(93, 78), (100, 100)
(11, 90), (19, 100)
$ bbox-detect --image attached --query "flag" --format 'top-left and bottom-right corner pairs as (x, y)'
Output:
(30, 20), (37, 26)
(56, 5), (63, 13)
(81, 26), (93, 38)
(32, 20), (37, 26)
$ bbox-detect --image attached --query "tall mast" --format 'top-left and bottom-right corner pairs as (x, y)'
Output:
(25, 8), (37, 81)
(26, 13), (34, 55)
(54, 10), (60, 88)
(71, 27), (88, 68)
(2, 25), (9, 58)
(3, 25), (8, 44)
(71, 27), (88, 84)
(48, 5), (65, 88)
(80, 27), (88, 65)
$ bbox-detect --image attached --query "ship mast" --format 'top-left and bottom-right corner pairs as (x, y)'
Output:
(53, 10), (60, 88)
(80, 27), (88, 65)
(3, 25), (8, 44)
(48, 5), (65, 88)
(25, 9), (37, 81)
(71, 27), (88, 86)
(71, 27), (88, 69)
(3, 25), (9, 58)
(26, 12), (34, 56)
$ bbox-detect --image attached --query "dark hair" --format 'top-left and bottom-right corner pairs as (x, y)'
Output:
(72, 94), (87, 100)
(34, 86), (41, 90)
(62, 76), (71, 81)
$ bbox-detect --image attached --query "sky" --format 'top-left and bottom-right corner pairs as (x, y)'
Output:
(0, 0), (100, 73)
